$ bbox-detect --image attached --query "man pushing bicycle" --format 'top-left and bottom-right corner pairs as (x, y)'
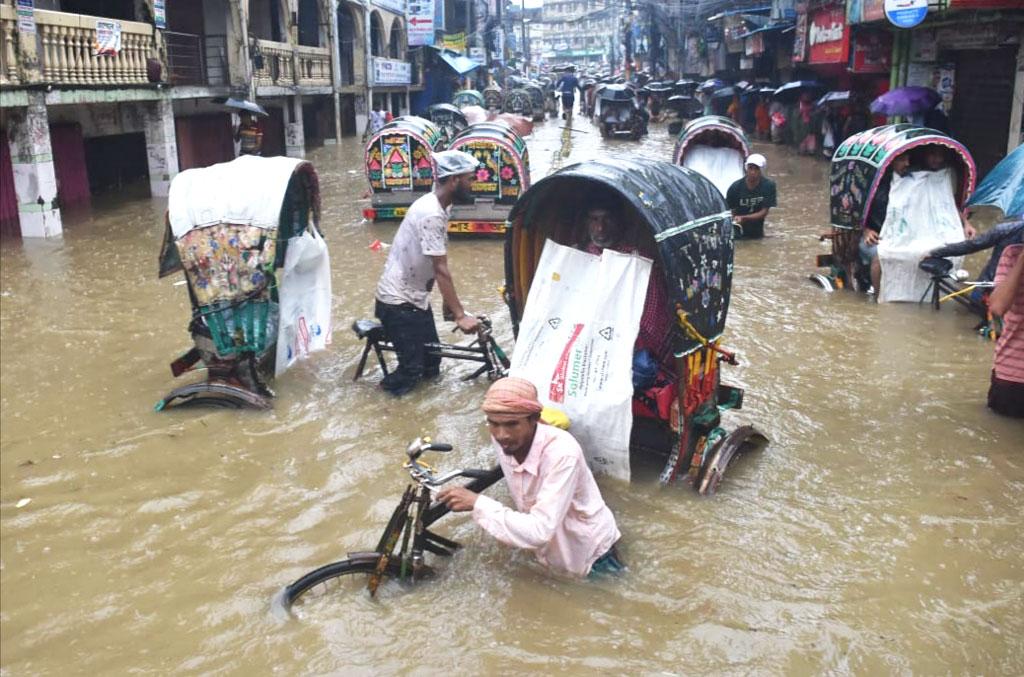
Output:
(437, 377), (624, 578)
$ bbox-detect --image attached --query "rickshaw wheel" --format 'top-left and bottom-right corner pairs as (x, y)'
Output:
(808, 273), (835, 291)
(696, 425), (767, 496)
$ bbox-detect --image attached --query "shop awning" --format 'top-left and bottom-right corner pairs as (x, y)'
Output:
(429, 46), (481, 75)
(707, 6), (771, 21)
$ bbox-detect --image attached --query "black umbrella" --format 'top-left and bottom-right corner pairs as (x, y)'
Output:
(815, 90), (851, 108)
(773, 80), (824, 103)
(711, 86), (739, 99)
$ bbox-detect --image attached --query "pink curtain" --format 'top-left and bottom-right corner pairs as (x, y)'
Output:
(49, 124), (91, 208)
(0, 130), (18, 239)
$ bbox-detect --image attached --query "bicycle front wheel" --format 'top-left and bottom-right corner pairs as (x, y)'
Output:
(279, 557), (398, 611)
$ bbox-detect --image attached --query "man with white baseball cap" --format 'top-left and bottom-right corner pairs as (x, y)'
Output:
(725, 152), (777, 239)
(373, 149), (482, 395)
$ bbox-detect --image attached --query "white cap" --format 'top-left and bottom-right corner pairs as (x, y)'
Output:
(746, 153), (767, 169)
(434, 150), (480, 178)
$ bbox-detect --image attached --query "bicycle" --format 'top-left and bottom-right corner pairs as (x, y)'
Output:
(275, 438), (503, 612)
(351, 314), (510, 382)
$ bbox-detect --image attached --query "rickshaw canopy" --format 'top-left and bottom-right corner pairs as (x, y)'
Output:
(365, 115), (444, 194)
(449, 122), (530, 205)
(672, 115), (751, 165)
(453, 89), (485, 107)
(506, 159), (734, 356)
(829, 124), (977, 230)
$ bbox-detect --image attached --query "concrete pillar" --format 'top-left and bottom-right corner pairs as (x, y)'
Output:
(143, 97), (179, 197)
(7, 93), (62, 238)
(284, 94), (306, 158)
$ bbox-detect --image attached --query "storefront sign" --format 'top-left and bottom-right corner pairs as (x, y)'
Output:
(745, 32), (765, 56)
(850, 30), (892, 73)
(792, 3), (808, 63)
(847, 0), (886, 23)
(153, 0), (166, 29)
(723, 16), (746, 54)
(884, 0), (928, 29)
(372, 0), (406, 14)
(407, 0), (433, 46)
(443, 32), (466, 52)
(372, 57), (411, 85)
(807, 5), (849, 64)
(910, 29), (937, 61)
(94, 19), (122, 56)
(935, 23), (1020, 50)
(468, 46), (485, 64)
(15, 0), (35, 35)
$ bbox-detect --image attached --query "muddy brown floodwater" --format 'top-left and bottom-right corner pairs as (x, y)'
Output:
(1, 113), (1022, 674)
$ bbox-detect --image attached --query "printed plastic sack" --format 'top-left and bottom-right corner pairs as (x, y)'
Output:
(511, 240), (651, 481)
(275, 228), (332, 375)
(878, 168), (964, 303)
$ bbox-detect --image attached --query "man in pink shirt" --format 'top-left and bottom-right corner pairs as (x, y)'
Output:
(437, 377), (623, 578)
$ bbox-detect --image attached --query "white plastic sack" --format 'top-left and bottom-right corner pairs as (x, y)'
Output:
(682, 145), (745, 199)
(275, 228), (332, 376)
(878, 168), (964, 303)
(511, 240), (651, 481)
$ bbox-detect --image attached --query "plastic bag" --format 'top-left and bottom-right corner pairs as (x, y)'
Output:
(275, 228), (332, 375)
(510, 240), (651, 481)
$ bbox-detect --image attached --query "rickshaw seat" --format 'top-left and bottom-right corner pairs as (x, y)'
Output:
(352, 319), (384, 341)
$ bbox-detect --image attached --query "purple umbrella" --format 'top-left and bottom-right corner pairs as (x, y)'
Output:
(870, 87), (941, 116)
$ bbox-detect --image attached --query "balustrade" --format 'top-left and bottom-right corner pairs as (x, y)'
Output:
(295, 45), (331, 87)
(1, 4), (18, 85)
(254, 39), (295, 87)
(33, 9), (154, 85)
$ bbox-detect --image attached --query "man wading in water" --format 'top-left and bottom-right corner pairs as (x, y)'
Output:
(437, 377), (624, 578)
(373, 150), (481, 396)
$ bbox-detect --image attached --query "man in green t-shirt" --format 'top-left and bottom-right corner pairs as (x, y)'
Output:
(726, 153), (777, 239)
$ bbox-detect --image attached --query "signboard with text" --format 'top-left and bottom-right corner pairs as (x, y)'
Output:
(372, 57), (412, 85)
(850, 29), (892, 73)
(407, 0), (434, 46)
(884, 0), (928, 29)
(807, 4), (849, 64)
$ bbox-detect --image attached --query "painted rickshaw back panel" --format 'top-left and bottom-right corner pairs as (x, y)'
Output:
(364, 116), (443, 220)
(829, 124), (977, 230)
(447, 122), (530, 235)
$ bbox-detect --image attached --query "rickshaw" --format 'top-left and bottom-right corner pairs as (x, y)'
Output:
(595, 84), (644, 140)
(445, 122), (530, 235)
(504, 159), (766, 494)
(156, 156), (330, 410)
(452, 89), (485, 109)
(426, 103), (468, 147)
(363, 115), (444, 222)
(666, 95), (703, 136)
(810, 124), (977, 296)
(672, 115), (750, 199)
(482, 84), (503, 111)
(502, 88), (534, 117)
(641, 81), (673, 120)
(523, 82), (547, 122)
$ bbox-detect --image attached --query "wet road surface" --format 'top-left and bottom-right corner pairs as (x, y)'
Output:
(1, 112), (1022, 674)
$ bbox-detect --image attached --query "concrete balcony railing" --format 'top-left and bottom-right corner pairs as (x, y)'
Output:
(1, 4), (17, 84)
(295, 45), (331, 87)
(32, 9), (157, 85)
(254, 39), (331, 89)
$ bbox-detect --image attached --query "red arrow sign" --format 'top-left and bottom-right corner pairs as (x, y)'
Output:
(409, 17), (431, 24)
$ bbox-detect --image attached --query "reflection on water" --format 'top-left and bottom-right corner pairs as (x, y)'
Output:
(1, 115), (1021, 674)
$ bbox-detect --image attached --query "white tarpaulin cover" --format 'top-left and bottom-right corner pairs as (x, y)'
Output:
(167, 155), (307, 238)
(510, 240), (651, 481)
(682, 145), (745, 199)
(275, 228), (332, 376)
(878, 168), (964, 303)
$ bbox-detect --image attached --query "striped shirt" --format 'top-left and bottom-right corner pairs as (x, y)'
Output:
(993, 244), (1024, 384)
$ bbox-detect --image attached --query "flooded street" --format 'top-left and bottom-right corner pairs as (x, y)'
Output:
(2, 115), (1022, 674)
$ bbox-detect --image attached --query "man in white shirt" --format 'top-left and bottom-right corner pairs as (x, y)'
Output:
(437, 377), (623, 578)
(374, 150), (481, 396)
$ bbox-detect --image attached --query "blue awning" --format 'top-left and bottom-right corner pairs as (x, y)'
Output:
(430, 46), (481, 75)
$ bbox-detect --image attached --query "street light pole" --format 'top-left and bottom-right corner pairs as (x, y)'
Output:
(521, 0), (528, 77)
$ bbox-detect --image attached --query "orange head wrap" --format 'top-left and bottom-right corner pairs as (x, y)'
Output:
(481, 377), (544, 417)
